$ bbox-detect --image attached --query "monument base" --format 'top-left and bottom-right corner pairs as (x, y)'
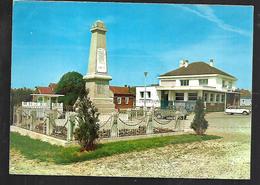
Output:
(92, 97), (115, 114)
(85, 79), (115, 114)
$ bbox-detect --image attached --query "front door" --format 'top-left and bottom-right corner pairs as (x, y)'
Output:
(161, 91), (169, 109)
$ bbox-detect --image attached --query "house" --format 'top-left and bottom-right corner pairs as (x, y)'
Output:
(22, 83), (64, 111)
(239, 89), (252, 106)
(135, 86), (161, 108)
(136, 60), (240, 112)
(109, 86), (135, 110)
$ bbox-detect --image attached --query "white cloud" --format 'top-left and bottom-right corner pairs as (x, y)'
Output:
(179, 5), (251, 37)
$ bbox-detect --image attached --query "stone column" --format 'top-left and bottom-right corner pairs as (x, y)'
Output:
(66, 112), (76, 141)
(29, 111), (36, 131)
(16, 109), (22, 126)
(46, 112), (54, 135)
(174, 111), (182, 131)
(127, 108), (132, 121)
(110, 112), (118, 138)
(146, 111), (153, 134)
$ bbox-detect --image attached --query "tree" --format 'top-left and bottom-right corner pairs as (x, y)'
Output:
(55, 72), (85, 109)
(74, 88), (100, 151)
(190, 98), (208, 135)
(10, 88), (35, 124)
(10, 88), (35, 106)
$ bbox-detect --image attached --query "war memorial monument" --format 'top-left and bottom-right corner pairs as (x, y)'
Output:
(84, 20), (115, 113)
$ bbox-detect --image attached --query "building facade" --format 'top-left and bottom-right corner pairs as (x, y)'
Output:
(136, 60), (240, 112)
(109, 86), (135, 110)
(135, 86), (160, 108)
(239, 89), (252, 106)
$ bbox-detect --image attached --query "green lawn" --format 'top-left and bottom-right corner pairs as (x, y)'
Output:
(10, 132), (221, 164)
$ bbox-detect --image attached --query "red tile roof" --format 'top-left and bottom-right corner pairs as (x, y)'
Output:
(36, 83), (57, 94)
(36, 87), (54, 94)
(109, 86), (134, 96)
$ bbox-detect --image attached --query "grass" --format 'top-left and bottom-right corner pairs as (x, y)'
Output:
(10, 132), (221, 164)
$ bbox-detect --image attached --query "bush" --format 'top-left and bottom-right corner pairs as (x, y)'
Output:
(74, 89), (100, 151)
(190, 98), (208, 135)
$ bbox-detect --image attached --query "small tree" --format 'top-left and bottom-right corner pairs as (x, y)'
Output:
(190, 98), (208, 135)
(74, 88), (100, 151)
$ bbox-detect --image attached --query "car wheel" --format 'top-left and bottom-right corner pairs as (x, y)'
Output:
(242, 111), (249, 115)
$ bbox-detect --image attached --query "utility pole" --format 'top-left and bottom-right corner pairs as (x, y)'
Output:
(144, 72), (148, 111)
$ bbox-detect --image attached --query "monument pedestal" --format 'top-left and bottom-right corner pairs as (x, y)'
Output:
(84, 74), (115, 114)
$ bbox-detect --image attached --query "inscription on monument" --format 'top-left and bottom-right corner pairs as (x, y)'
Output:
(96, 48), (107, 73)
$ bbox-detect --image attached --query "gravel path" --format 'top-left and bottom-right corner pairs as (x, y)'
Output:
(9, 112), (251, 179)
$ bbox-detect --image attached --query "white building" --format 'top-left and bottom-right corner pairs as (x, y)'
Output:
(240, 97), (251, 106)
(136, 60), (240, 112)
(21, 83), (64, 112)
(136, 86), (160, 108)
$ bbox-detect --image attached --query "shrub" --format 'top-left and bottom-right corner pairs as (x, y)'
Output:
(74, 88), (100, 151)
(190, 98), (208, 135)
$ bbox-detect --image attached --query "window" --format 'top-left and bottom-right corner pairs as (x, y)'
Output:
(188, 93), (197, 101)
(204, 93), (208, 102)
(216, 94), (220, 102)
(221, 94), (225, 102)
(147, 91), (151, 98)
(38, 97), (43, 102)
(199, 79), (208, 85)
(140, 92), (144, 98)
(222, 80), (227, 88)
(228, 81), (232, 89)
(125, 97), (129, 104)
(180, 80), (189, 86)
(176, 93), (184, 100)
(210, 94), (214, 102)
(117, 97), (122, 104)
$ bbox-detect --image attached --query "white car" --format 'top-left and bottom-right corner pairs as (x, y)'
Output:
(225, 106), (250, 115)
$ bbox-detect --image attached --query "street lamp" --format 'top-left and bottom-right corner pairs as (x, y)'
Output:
(144, 72), (148, 111)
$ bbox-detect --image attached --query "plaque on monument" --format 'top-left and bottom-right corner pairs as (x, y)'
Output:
(96, 48), (107, 73)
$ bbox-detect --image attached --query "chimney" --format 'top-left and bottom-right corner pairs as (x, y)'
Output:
(179, 59), (189, 68)
(209, 59), (214, 67)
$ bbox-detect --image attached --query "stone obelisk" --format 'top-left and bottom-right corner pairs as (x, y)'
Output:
(84, 20), (115, 114)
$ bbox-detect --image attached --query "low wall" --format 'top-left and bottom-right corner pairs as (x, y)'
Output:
(10, 126), (72, 147)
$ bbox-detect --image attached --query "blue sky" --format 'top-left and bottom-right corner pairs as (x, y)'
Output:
(12, 1), (253, 89)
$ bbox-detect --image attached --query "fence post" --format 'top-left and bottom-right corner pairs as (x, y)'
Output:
(174, 111), (182, 131)
(127, 108), (132, 121)
(29, 111), (36, 131)
(15, 108), (22, 126)
(66, 112), (75, 141)
(146, 111), (153, 134)
(46, 112), (54, 135)
(111, 112), (118, 138)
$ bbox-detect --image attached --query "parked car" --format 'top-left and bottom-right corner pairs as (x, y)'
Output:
(225, 106), (250, 115)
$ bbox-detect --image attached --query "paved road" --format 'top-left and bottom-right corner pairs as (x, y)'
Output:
(10, 112), (251, 179)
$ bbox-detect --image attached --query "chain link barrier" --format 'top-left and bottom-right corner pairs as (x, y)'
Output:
(118, 117), (145, 127)
(99, 115), (113, 128)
